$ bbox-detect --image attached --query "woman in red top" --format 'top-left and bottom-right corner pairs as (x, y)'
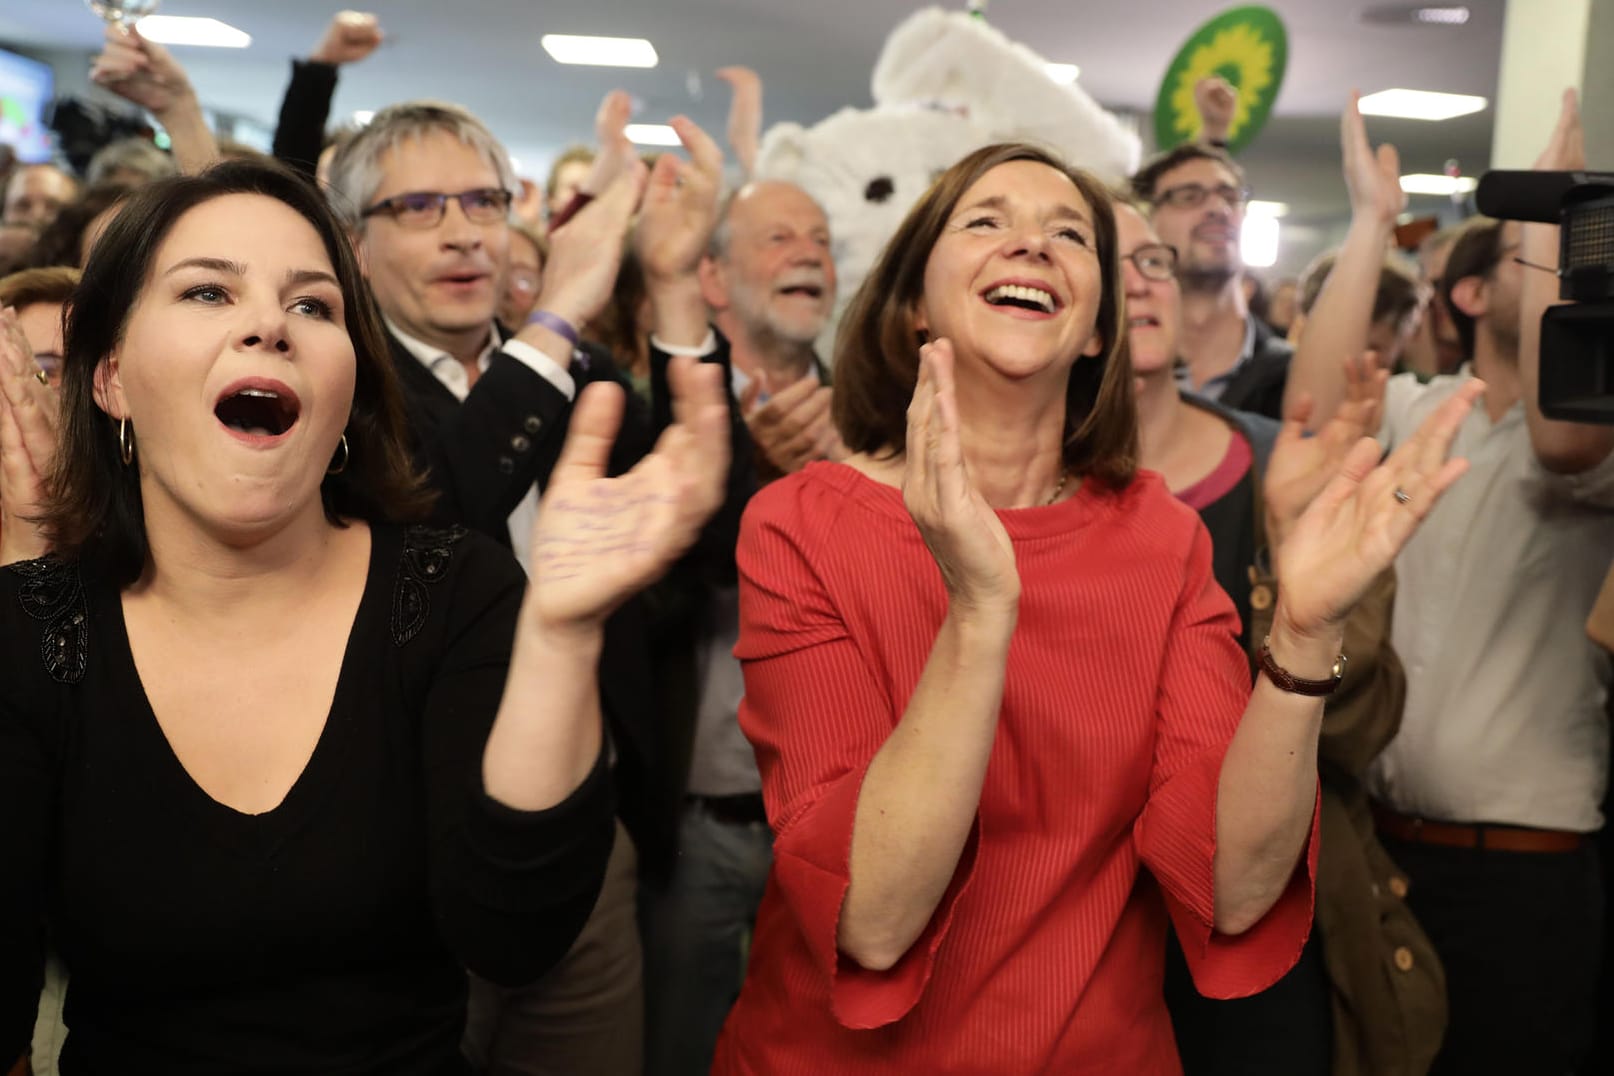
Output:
(712, 144), (1481, 1074)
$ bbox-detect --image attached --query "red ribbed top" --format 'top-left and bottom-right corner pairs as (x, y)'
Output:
(713, 462), (1318, 1075)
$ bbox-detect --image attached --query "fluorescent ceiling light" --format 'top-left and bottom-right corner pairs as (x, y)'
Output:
(1246, 200), (1290, 217)
(626, 124), (680, 147)
(540, 34), (658, 68)
(135, 16), (251, 48)
(1241, 216), (1280, 268)
(1414, 6), (1470, 24)
(1045, 63), (1080, 84)
(1399, 173), (1479, 196)
(1358, 88), (1486, 121)
(352, 110), (375, 126)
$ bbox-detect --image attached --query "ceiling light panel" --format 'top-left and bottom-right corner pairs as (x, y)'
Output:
(625, 124), (680, 147)
(540, 34), (658, 68)
(1045, 64), (1080, 84)
(135, 16), (251, 48)
(1358, 88), (1487, 120)
(1399, 174), (1479, 196)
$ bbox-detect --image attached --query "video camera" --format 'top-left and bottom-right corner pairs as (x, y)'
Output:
(1477, 170), (1614, 425)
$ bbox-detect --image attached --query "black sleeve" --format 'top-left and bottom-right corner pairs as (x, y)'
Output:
(272, 59), (340, 181)
(418, 535), (615, 986)
(648, 330), (755, 587)
(0, 571), (55, 1062)
(415, 353), (577, 542)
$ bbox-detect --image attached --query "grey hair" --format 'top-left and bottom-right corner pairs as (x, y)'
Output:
(704, 179), (832, 262)
(86, 137), (177, 186)
(325, 100), (518, 228)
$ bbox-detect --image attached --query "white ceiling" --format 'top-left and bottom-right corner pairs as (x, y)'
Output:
(2, 0), (1510, 274)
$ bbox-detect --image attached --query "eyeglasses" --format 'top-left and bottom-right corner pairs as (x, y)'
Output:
(1123, 243), (1179, 282)
(360, 188), (513, 229)
(1153, 183), (1251, 211)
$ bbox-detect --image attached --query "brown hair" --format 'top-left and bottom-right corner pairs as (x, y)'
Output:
(1129, 143), (1247, 203)
(46, 158), (433, 585)
(0, 265), (81, 309)
(1298, 250), (1423, 326)
(24, 181), (134, 269)
(1439, 217), (1506, 363)
(832, 142), (1137, 488)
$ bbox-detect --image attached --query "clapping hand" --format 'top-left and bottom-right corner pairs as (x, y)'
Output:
(523, 161), (647, 335)
(527, 357), (729, 631)
(634, 116), (725, 284)
(1265, 351), (1388, 551)
(0, 307), (57, 565)
(1273, 377), (1483, 638)
(90, 23), (192, 116)
(579, 90), (640, 200)
(740, 375), (845, 476)
(904, 340), (1018, 613)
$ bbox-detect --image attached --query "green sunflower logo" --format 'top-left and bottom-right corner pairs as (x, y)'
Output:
(1153, 7), (1289, 155)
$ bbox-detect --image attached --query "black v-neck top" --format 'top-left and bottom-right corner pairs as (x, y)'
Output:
(0, 524), (614, 1074)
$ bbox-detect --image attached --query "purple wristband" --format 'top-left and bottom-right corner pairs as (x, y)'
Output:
(524, 309), (579, 346)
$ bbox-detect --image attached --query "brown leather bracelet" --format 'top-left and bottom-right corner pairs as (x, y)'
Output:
(1256, 635), (1346, 696)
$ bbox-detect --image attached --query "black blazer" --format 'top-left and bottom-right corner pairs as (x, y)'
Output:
(1217, 317), (1295, 421)
(385, 330), (669, 874)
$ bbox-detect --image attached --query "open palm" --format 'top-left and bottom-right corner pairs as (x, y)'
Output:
(528, 358), (729, 628)
(0, 307), (56, 564)
(1276, 379), (1482, 634)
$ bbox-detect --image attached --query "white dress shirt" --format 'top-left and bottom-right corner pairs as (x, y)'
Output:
(385, 318), (576, 572)
(1366, 366), (1614, 831)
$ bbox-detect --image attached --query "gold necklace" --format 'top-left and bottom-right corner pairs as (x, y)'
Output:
(1045, 469), (1069, 506)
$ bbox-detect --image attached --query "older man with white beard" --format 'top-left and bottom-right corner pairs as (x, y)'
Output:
(638, 177), (841, 1076)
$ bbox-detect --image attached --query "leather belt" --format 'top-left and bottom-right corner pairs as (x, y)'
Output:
(689, 793), (768, 827)
(1372, 803), (1585, 854)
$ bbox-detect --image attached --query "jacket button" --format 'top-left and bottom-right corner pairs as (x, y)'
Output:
(1393, 946), (1415, 972)
(524, 415), (542, 434)
(511, 435), (531, 453)
(1388, 876), (1409, 899)
(497, 456), (515, 475)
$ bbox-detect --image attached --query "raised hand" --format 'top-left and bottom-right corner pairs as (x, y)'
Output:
(1533, 88), (1584, 171)
(634, 116), (725, 284)
(579, 90), (639, 199)
(90, 24), (192, 116)
(716, 66), (763, 177)
(310, 11), (383, 66)
(1265, 351), (1388, 551)
(1195, 76), (1238, 144)
(524, 161), (647, 334)
(1274, 378), (1483, 637)
(0, 307), (58, 565)
(527, 357), (729, 630)
(1342, 91), (1405, 226)
(904, 340), (1019, 612)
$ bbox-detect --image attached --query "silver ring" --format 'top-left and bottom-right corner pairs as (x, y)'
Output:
(1393, 487), (1411, 505)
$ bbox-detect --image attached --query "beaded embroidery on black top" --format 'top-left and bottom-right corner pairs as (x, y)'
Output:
(392, 525), (469, 647)
(13, 556), (89, 684)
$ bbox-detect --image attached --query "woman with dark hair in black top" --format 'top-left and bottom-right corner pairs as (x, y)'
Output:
(0, 158), (729, 1074)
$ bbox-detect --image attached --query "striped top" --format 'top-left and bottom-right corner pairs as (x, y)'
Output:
(713, 462), (1317, 1075)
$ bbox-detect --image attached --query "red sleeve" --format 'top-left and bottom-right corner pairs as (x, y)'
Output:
(1133, 521), (1319, 999)
(735, 481), (979, 1030)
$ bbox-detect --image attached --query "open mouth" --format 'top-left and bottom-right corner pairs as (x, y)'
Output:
(215, 385), (300, 438)
(777, 283), (824, 300)
(437, 271), (488, 288)
(982, 283), (1059, 315)
(1129, 315), (1162, 329)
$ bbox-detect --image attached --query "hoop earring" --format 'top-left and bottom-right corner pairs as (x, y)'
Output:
(119, 418), (134, 466)
(327, 433), (349, 475)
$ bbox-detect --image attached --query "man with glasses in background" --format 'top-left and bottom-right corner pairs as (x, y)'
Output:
(327, 101), (655, 1076)
(1131, 145), (1293, 419)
